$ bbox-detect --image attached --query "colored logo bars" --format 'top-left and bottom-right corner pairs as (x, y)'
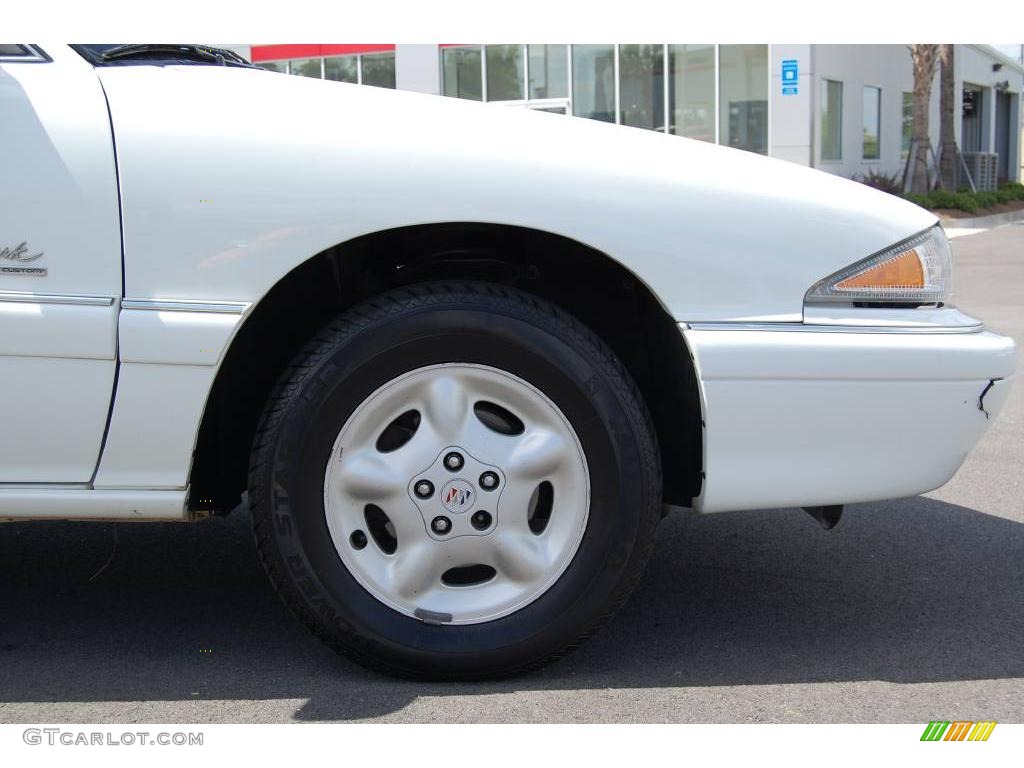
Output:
(444, 487), (472, 508)
(920, 721), (997, 742)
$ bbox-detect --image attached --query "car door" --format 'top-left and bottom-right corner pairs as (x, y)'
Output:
(0, 44), (121, 482)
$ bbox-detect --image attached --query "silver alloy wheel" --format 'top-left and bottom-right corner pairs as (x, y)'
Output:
(323, 363), (590, 625)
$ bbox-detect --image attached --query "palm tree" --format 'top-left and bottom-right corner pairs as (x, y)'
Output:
(937, 45), (958, 190)
(907, 44), (938, 194)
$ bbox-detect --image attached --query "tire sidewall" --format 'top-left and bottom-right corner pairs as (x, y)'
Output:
(255, 288), (657, 676)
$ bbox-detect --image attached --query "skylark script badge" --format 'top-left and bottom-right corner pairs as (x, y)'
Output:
(0, 242), (47, 276)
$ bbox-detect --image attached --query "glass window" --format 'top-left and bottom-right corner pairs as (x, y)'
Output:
(527, 44), (567, 99)
(485, 45), (525, 101)
(361, 52), (396, 88)
(718, 45), (768, 154)
(961, 87), (984, 152)
(821, 79), (843, 161)
(257, 61), (287, 74)
(668, 44), (715, 142)
(863, 86), (881, 159)
(572, 45), (616, 123)
(325, 55), (358, 83)
(618, 44), (665, 131)
(290, 58), (322, 79)
(901, 92), (914, 159)
(442, 47), (483, 101)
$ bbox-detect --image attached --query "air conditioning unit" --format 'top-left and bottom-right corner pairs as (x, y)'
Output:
(962, 152), (999, 191)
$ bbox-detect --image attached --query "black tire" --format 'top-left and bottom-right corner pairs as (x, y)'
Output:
(248, 282), (661, 679)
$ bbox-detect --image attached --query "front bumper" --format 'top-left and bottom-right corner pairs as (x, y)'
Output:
(682, 323), (1016, 513)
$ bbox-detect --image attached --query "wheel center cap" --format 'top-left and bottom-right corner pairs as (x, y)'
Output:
(440, 478), (475, 514)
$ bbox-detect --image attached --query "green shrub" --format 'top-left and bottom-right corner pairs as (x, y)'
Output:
(902, 182), (1024, 213)
(997, 182), (1024, 201)
(973, 191), (999, 209)
(951, 193), (979, 213)
(916, 190), (977, 213)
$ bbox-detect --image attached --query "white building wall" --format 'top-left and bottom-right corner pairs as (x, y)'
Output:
(395, 44), (441, 94)
(805, 44), (1021, 183)
(959, 45), (1022, 182)
(809, 44), (938, 180)
(769, 44), (813, 167)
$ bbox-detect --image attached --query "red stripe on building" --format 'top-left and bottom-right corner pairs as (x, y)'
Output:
(250, 44), (395, 62)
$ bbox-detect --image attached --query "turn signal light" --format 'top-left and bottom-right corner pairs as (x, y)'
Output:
(835, 249), (925, 291)
(806, 225), (952, 304)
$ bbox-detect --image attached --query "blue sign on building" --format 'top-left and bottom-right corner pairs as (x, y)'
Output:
(781, 59), (799, 95)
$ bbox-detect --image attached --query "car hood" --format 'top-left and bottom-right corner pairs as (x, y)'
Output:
(97, 63), (938, 322)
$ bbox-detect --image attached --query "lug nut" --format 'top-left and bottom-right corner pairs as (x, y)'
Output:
(471, 510), (492, 530)
(444, 452), (464, 471)
(431, 516), (452, 535)
(350, 530), (368, 550)
(414, 480), (434, 499)
(479, 471), (499, 490)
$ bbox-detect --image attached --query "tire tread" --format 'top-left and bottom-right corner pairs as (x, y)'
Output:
(248, 281), (661, 680)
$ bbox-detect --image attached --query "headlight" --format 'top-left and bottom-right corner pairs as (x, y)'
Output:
(805, 225), (952, 305)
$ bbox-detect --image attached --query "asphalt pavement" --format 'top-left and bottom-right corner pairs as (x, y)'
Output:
(0, 223), (1021, 723)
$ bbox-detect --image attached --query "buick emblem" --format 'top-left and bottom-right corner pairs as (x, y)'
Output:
(440, 479), (474, 513)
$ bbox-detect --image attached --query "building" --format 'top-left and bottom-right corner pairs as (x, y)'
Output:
(234, 43), (1023, 185)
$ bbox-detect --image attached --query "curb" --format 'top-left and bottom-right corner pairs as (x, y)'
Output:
(940, 208), (1024, 229)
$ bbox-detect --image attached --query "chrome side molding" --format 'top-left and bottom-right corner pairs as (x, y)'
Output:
(0, 291), (114, 306)
(121, 298), (249, 314)
(686, 321), (984, 335)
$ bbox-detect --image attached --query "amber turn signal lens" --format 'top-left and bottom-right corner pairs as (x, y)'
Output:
(835, 249), (925, 291)
(805, 226), (951, 304)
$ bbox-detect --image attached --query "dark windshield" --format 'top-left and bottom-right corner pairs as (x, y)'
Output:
(72, 44), (255, 68)
(74, 44), (123, 60)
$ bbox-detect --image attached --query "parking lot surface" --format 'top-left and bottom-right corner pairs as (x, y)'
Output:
(0, 223), (1021, 723)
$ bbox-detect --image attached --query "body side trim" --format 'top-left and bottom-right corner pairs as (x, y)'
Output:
(121, 298), (250, 314)
(687, 321), (984, 335)
(0, 488), (187, 520)
(0, 291), (114, 306)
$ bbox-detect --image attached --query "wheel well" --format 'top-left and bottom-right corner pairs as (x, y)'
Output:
(189, 223), (703, 513)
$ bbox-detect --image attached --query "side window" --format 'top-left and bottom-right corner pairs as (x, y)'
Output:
(0, 44), (48, 62)
(821, 79), (844, 161)
(900, 92), (914, 160)
(862, 86), (881, 160)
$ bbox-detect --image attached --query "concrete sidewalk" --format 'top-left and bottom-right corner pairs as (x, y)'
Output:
(941, 207), (1024, 230)
(943, 210), (1024, 240)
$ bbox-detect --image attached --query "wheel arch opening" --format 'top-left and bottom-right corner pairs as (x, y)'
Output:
(188, 223), (703, 514)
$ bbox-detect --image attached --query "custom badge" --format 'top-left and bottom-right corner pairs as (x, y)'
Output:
(0, 241), (47, 276)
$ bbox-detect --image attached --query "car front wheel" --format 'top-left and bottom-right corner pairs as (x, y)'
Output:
(248, 282), (661, 679)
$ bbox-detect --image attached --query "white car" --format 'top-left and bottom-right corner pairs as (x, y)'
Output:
(1, 43), (1015, 679)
